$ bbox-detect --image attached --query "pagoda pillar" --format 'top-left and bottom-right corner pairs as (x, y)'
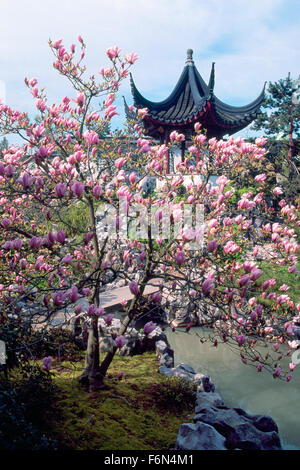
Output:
(164, 129), (170, 174)
(181, 140), (185, 162)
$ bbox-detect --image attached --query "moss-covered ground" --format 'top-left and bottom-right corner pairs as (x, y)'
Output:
(45, 352), (194, 450)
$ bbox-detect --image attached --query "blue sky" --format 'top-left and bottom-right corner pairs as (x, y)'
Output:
(0, 0), (299, 139)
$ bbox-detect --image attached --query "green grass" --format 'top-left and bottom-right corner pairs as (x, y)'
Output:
(45, 352), (194, 450)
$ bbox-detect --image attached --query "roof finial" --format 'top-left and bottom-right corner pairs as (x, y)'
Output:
(186, 48), (194, 64)
(208, 62), (215, 93)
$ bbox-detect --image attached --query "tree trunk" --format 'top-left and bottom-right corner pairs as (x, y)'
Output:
(79, 317), (105, 391)
(79, 197), (105, 392)
(288, 116), (295, 178)
(98, 314), (132, 378)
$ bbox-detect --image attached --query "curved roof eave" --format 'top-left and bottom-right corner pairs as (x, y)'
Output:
(212, 83), (266, 115)
(130, 67), (191, 111)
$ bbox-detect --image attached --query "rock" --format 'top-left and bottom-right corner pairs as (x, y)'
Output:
(158, 363), (216, 394)
(155, 340), (168, 354)
(178, 363), (195, 374)
(99, 336), (115, 353)
(193, 407), (282, 450)
(158, 365), (173, 377)
(155, 340), (174, 367)
(159, 352), (174, 368)
(252, 414), (279, 434)
(195, 392), (225, 412)
(293, 323), (300, 341)
(226, 424), (281, 450)
(193, 373), (215, 392)
(232, 407), (256, 420)
(159, 364), (194, 381)
(175, 422), (227, 450)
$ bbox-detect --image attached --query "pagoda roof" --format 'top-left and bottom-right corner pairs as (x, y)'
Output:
(125, 49), (265, 138)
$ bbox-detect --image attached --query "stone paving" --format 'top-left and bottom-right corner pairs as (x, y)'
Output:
(48, 279), (160, 327)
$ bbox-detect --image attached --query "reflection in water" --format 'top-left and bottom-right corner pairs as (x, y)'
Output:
(166, 327), (299, 450)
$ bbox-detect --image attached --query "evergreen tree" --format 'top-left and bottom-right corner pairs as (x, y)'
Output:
(0, 137), (8, 155)
(251, 74), (300, 202)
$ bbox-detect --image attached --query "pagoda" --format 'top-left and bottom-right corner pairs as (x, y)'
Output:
(124, 49), (265, 172)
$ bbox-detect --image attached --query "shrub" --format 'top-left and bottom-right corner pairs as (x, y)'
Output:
(150, 376), (196, 412)
(0, 364), (57, 450)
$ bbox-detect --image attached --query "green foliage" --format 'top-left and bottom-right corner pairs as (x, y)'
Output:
(0, 316), (33, 370)
(252, 74), (300, 138)
(56, 201), (89, 237)
(251, 74), (300, 186)
(26, 327), (85, 362)
(0, 137), (8, 155)
(0, 364), (57, 450)
(227, 184), (258, 205)
(150, 376), (197, 412)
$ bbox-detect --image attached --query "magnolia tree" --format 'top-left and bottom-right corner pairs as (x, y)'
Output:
(0, 37), (300, 391)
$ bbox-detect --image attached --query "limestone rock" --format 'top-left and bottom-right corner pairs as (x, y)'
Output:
(195, 392), (225, 412)
(193, 373), (215, 392)
(175, 422), (227, 450)
(193, 407), (282, 450)
(251, 414), (279, 434)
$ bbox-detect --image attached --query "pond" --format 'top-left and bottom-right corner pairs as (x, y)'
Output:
(166, 327), (300, 450)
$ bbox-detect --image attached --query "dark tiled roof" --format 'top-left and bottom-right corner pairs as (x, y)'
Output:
(125, 50), (265, 132)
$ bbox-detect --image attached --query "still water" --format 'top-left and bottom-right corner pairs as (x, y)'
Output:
(166, 327), (299, 450)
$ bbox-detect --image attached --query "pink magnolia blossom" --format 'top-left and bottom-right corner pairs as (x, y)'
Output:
(129, 281), (139, 296)
(254, 174), (266, 183)
(250, 269), (262, 281)
(224, 241), (239, 254)
(106, 46), (121, 59)
(175, 251), (185, 266)
(207, 239), (217, 252)
(42, 356), (53, 371)
(115, 157), (126, 169)
(55, 183), (67, 198)
(125, 53), (138, 64)
(56, 230), (66, 244)
(235, 335), (246, 347)
(115, 336), (127, 349)
(76, 92), (85, 107)
(118, 371), (124, 380)
(1, 217), (10, 228)
(239, 274), (250, 287)
(152, 291), (162, 303)
(143, 321), (156, 335)
(67, 286), (80, 302)
(96, 307), (105, 316)
(104, 313), (114, 325)
(29, 236), (44, 249)
(71, 181), (84, 197)
(83, 130), (99, 145)
(137, 108), (148, 119)
(274, 367), (282, 378)
(52, 291), (66, 306)
(170, 130), (185, 142)
(273, 187), (283, 196)
(19, 172), (33, 189)
(105, 105), (118, 119)
(93, 185), (103, 198)
(62, 253), (73, 264)
(202, 278), (214, 294)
